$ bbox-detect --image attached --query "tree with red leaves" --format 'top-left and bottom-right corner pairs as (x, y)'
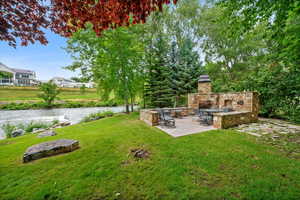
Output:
(0, 0), (49, 47)
(0, 0), (177, 47)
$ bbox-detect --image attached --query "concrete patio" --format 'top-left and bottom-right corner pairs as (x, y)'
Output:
(156, 116), (217, 137)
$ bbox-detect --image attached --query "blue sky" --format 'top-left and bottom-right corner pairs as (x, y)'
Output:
(0, 29), (77, 81)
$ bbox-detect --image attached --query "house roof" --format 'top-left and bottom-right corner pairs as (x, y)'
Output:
(0, 62), (14, 74)
(10, 68), (35, 74)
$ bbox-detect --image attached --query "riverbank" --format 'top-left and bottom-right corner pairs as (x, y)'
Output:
(0, 106), (131, 139)
(0, 86), (98, 102)
(1, 113), (300, 199)
(0, 100), (118, 110)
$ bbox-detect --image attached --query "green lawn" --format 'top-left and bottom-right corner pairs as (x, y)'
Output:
(0, 87), (99, 102)
(1, 113), (300, 200)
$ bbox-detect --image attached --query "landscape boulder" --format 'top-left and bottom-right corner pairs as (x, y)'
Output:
(12, 129), (24, 137)
(59, 121), (71, 127)
(51, 120), (71, 128)
(23, 139), (79, 163)
(32, 128), (46, 134)
(37, 130), (57, 138)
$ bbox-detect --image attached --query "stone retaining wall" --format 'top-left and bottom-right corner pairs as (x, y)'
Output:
(140, 107), (192, 126)
(140, 110), (159, 126)
(213, 111), (258, 129)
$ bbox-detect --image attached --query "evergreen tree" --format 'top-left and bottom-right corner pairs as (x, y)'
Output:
(169, 38), (203, 107)
(144, 33), (173, 108)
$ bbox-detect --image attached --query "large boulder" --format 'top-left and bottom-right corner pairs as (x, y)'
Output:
(37, 130), (57, 138)
(12, 129), (24, 137)
(23, 139), (79, 163)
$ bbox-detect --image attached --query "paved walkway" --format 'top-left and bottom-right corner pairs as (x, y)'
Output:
(234, 118), (300, 137)
(156, 116), (217, 137)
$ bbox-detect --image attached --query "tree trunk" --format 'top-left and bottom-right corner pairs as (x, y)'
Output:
(125, 98), (129, 113)
(143, 85), (146, 109)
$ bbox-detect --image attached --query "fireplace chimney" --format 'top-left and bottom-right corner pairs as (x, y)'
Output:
(198, 75), (211, 94)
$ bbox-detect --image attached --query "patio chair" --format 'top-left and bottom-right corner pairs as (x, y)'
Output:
(158, 109), (176, 128)
(198, 110), (213, 125)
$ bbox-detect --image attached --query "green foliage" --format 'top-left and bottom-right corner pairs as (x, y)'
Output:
(80, 111), (114, 123)
(1, 121), (52, 138)
(1, 123), (16, 138)
(195, 5), (267, 86)
(66, 24), (145, 112)
(0, 100), (118, 110)
(143, 4), (203, 108)
(80, 84), (86, 95)
(144, 26), (174, 108)
(234, 65), (300, 122)
(23, 121), (49, 133)
(0, 71), (13, 79)
(169, 39), (203, 107)
(212, 0), (300, 122)
(38, 81), (60, 107)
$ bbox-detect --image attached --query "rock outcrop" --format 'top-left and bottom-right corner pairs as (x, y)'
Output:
(23, 139), (79, 163)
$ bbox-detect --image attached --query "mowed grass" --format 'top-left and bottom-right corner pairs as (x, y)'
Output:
(0, 113), (300, 200)
(0, 87), (99, 102)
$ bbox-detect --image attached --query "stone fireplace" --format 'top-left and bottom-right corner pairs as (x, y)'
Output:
(188, 75), (259, 128)
(140, 75), (259, 130)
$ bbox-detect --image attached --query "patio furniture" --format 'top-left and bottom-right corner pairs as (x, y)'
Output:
(174, 109), (183, 118)
(198, 110), (213, 125)
(158, 109), (176, 128)
(197, 108), (234, 125)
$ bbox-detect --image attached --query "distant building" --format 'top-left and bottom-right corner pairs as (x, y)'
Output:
(51, 77), (94, 88)
(0, 63), (14, 86)
(0, 62), (38, 86)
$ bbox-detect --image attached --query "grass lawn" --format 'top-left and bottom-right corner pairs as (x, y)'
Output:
(0, 87), (99, 102)
(0, 113), (300, 200)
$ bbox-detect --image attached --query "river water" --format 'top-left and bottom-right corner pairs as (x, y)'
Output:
(0, 106), (129, 139)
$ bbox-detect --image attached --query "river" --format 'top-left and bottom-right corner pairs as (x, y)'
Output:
(0, 106), (130, 139)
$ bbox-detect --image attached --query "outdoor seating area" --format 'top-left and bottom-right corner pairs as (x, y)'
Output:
(140, 75), (259, 137)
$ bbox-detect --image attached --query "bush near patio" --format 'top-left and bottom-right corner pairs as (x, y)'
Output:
(0, 113), (300, 200)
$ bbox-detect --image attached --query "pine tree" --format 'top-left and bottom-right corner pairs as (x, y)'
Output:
(144, 33), (173, 108)
(169, 38), (203, 107)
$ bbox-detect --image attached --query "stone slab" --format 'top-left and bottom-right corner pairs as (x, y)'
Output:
(37, 130), (57, 138)
(23, 139), (79, 163)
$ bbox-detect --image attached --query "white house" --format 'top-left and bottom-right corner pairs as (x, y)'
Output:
(51, 77), (94, 88)
(0, 62), (38, 86)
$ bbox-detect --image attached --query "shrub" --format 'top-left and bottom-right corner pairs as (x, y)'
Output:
(80, 111), (114, 123)
(51, 119), (59, 125)
(1, 121), (54, 138)
(1, 123), (17, 138)
(0, 100), (119, 110)
(23, 121), (50, 133)
(38, 81), (60, 107)
(80, 84), (86, 94)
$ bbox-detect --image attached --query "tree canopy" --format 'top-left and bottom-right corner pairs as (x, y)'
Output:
(1, 0), (177, 47)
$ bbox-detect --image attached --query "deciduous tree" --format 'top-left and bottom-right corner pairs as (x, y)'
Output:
(65, 25), (145, 113)
(1, 0), (177, 47)
(38, 81), (60, 107)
